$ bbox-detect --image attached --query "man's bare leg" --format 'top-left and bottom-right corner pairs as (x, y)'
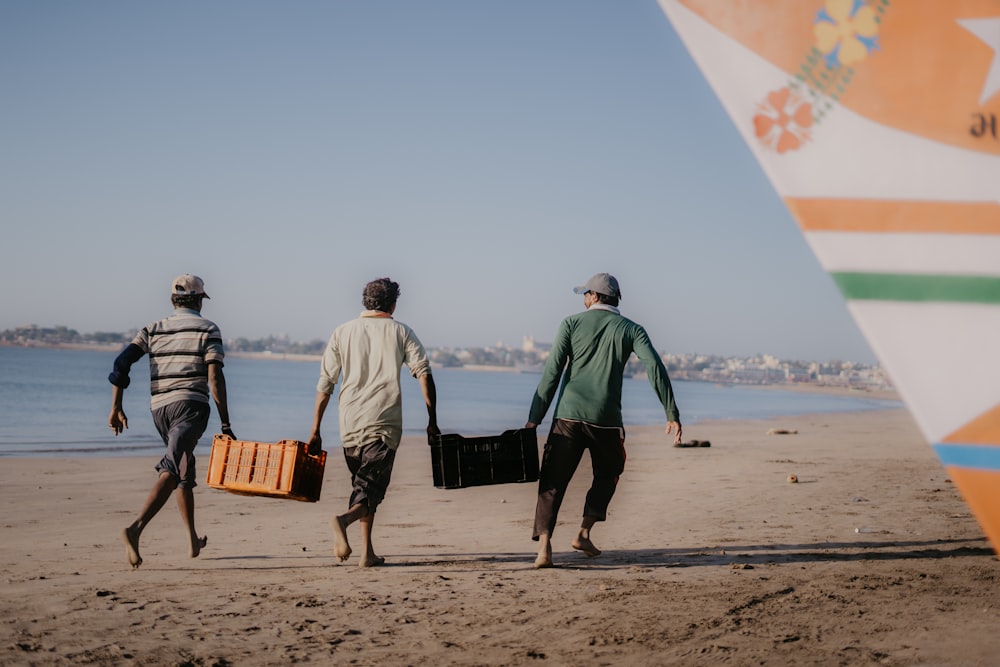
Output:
(121, 471), (178, 568)
(176, 486), (207, 558)
(357, 513), (384, 568)
(534, 531), (554, 569)
(332, 502), (368, 562)
(571, 515), (601, 557)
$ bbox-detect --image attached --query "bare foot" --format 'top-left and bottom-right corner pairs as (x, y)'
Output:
(359, 554), (385, 568)
(533, 538), (554, 569)
(535, 533), (554, 570)
(190, 535), (208, 559)
(533, 554), (554, 569)
(571, 535), (602, 557)
(120, 527), (142, 569)
(331, 516), (352, 562)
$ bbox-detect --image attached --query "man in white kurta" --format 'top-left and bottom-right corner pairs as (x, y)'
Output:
(308, 277), (439, 568)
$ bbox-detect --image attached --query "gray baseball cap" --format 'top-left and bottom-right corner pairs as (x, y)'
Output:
(573, 272), (621, 299)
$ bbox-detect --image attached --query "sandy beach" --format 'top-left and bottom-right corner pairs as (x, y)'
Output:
(2, 408), (998, 666)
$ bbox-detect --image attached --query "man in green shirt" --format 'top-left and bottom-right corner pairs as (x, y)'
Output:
(526, 272), (682, 568)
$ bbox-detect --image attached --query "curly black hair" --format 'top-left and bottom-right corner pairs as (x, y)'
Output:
(362, 278), (400, 312)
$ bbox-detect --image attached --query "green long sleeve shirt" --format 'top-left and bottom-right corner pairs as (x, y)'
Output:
(528, 307), (680, 428)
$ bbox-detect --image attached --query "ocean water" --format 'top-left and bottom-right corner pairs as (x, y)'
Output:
(0, 346), (899, 457)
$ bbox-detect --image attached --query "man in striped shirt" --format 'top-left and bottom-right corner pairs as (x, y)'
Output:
(108, 274), (234, 569)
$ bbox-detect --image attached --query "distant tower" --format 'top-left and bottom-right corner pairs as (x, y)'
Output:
(523, 336), (536, 352)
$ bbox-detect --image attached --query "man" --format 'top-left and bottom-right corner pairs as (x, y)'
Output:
(526, 272), (682, 568)
(108, 274), (234, 569)
(308, 277), (439, 568)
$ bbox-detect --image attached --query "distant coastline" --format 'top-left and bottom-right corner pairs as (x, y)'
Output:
(1, 341), (898, 400)
(0, 341), (123, 353)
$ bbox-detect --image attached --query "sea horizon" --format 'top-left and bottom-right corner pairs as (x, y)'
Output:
(0, 346), (901, 458)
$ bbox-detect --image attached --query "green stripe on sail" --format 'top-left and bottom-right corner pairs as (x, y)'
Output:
(832, 273), (1000, 304)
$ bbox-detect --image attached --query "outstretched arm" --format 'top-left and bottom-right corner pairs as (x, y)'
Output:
(527, 319), (572, 426)
(633, 329), (682, 444)
(308, 391), (332, 454)
(208, 362), (235, 439)
(108, 343), (145, 436)
(109, 384), (128, 435)
(419, 373), (440, 437)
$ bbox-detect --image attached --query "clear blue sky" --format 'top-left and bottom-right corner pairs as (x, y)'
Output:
(0, 1), (876, 364)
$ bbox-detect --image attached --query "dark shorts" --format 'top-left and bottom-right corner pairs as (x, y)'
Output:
(343, 439), (397, 513)
(152, 400), (210, 489)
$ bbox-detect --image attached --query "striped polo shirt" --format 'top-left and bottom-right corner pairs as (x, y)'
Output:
(131, 308), (225, 410)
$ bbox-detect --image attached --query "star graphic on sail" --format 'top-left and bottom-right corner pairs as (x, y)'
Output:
(958, 17), (1000, 105)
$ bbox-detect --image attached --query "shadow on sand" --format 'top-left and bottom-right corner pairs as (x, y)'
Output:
(196, 536), (994, 572)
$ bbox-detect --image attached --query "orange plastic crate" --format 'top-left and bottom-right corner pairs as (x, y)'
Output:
(206, 435), (327, 502)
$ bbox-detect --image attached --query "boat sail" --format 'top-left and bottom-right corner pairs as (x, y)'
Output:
(655, 0), (1000, 550)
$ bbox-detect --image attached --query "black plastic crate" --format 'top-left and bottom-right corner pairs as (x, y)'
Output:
(428, 428), (539, 489)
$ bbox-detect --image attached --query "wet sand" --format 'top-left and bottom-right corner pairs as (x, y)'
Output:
(1, 408), (998, 666)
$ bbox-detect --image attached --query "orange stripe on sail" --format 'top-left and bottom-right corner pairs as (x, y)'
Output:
(943, 403), (1000, 445)
(946, 466), (1000, 551)
(785, 199), (1000, 234)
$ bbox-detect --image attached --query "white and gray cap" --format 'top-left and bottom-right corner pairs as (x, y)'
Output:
(172, 274), (210, 299)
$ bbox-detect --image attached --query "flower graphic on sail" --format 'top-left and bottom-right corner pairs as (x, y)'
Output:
(751, 0), (886, 154)
(814, 0), (881, 68)
(753, 88), (814, 153)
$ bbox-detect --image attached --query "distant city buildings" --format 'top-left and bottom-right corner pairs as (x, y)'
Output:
(1, 325), (892, 391)
(659, 352), (893, 391)
(423, 343), (892, 391)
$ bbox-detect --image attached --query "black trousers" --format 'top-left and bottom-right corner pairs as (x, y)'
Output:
(532, 419), (626, 540)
